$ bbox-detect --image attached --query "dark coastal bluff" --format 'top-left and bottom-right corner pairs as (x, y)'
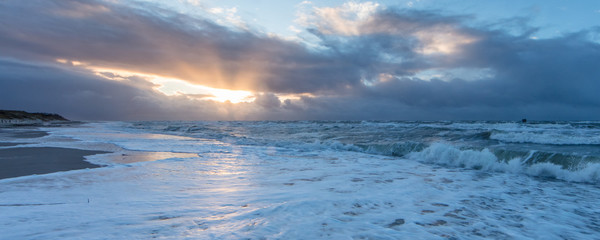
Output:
(0, 110), (69, 123)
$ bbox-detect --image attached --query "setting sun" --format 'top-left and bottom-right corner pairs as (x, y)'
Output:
(152, 77), (255, 103)
(60, 62), (256, 103)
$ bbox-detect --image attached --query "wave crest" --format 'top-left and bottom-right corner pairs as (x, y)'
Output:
(408, 143), (600, 183)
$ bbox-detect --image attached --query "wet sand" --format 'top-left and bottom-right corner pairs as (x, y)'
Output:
(0, 128), (110, 180)
(9, 130), (49, 138)
(0, 147), (108, 180)
(0, 129), (49, 138)
(0, 142), (24, 147)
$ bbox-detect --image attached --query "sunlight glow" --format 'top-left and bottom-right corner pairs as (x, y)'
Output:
(414, 29), (477, 55)
(55, 58), (83, 66)
(306, 1), (380, 36)
(414, 67), (495, 82)
(55, 60), (256, 103)
(153, 77), (255, 103)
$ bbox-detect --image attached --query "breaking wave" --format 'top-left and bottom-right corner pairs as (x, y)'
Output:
(125, 120), (600, 183)
(490, 131), (600, 145)
(409, 143), (600, 183)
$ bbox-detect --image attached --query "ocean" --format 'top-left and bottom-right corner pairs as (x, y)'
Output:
(1, 121), (600, 239)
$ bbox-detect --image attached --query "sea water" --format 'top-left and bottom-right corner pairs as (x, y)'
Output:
(1, 121), (600, 239)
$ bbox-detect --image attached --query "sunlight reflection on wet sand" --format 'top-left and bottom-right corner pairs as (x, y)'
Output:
(107, 151), (198, 164)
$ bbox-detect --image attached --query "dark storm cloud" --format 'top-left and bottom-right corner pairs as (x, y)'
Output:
(303, 8), (600, 119)
(0, 59), (174, 120)
(370, 26), (600, 109)
(0, 0), (599, 120)
(0, 0), (361, 94)
(305, 9), (474, 76)
(254, 93), (282, 109)
(0, 58), (269, 121)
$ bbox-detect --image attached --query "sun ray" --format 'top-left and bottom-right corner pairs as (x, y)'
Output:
(56, 60), (256, 103)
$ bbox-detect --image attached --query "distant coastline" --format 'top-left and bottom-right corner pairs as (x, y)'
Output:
(0, 110), (69, 124)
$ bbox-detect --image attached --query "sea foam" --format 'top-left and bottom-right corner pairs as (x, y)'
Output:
(3, 121), (600, 239)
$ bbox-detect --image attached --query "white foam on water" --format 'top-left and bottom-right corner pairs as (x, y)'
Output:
(417, 121), (600, 145)
(1, 123), (600, 239)
(490, 131), (600, 145)
(409, 142), (600, 183)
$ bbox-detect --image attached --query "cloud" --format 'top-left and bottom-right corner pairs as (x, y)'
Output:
(0, 0), (599, 120)
(298, 7), (600, 120)
(299, 1), (380, 35)
(0, 0), (363, 94)
(208, 7), (247, 29)
(254, 93), (282, 109)
(0, 58), (290, 121)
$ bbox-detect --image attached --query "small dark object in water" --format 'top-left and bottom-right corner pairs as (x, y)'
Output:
(387, 218), (405, 227)
(521, 118), (527, 123)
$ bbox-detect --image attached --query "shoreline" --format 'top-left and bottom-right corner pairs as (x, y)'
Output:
(0, 127), (109, 180)
(0, 147), (109, 180)
(0, 125), (196, 180)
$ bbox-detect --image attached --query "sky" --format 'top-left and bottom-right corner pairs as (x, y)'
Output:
(1, 0), (599, 121)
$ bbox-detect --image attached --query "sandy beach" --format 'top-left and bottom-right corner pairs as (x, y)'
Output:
(0, 128), (108, 180)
